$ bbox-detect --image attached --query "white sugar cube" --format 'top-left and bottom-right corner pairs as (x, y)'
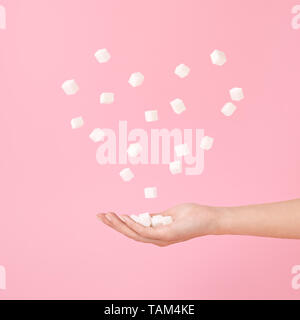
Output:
(170, 98), (186, 115)
(100, 92), (114, 104)
(71, 116), (84, 129)
(210, 49), (227, 66)
(200, 136), (214, 150)
(151, 215), (164, 227)
(145, 110), (158, 122)
(130, 213), (151, 227)
(174, 64), (190, 79)
(130, 214), (140, 223)
(95, 48), (111, 64)
(162, 216), (173, 225)
(127, 143), (142, 158)
(62, 79), (79, 95)
(129, 72), (144, 87)
(89, 128), (105, 142)
(144, 187), (157, 199)
(221, 102), (237, 117)
(138, 212), (152, 227)
(120, 168), (134, 182)
(175, 143), (190, 157)
(169, 160), (182, 175)
(230, 87), (244, 101)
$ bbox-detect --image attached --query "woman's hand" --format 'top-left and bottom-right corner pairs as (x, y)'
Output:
(97, 203), (220, 246)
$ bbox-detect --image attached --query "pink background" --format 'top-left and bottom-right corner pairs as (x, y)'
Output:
(0, 0), (300, 299)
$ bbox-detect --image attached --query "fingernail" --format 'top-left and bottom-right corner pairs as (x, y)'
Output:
(96, 214), (103, 220)
(105, 214), (112, 221)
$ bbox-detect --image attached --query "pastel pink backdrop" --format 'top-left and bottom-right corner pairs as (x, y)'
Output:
(0, 0), (300, 299)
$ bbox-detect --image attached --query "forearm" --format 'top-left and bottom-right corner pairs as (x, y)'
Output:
(214, 199), (300, 239)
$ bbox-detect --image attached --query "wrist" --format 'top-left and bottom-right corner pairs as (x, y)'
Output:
(211, 206), (233, 235)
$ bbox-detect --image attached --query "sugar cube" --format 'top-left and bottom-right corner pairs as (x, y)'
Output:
(162, 216), (173, 225)
(229, 87), (244, 101)
(151, 215), (164, 227)
(128, 72), (144, 87)
(89, 128), (105, 142)
(170, 98), (186, 115)
(145, 110), (158, 122)
(221, 102), (237, 117)
(100, 92), (114, 104)
(62, 79), (79, 95)
(144, 187), (157, 199)
(175, 143), (190, 157)
(120, 168), (134, 182)
(130, 214), (140, 223)
(138, 212), (152, 227)
(174, 64), (190, 79)
(169, 160), (182, 175)
(95, 48), (111, 64)
(71, 116), (84, 129)
(127, 143), (142, 158)
(200, 136), (214, 150)
(210, 49), (227, 66)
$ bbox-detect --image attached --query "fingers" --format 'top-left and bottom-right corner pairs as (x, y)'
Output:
(97, 213), (170, 246)
(121, 215), (172, 242)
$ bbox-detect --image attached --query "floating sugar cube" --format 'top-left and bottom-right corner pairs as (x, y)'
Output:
(62, 79), (79, 95)
(221, 102), (237, 117)
(175, 143), (190, 157)
(138, 212), (152, 227)
(210, 49), (227, 66)
(229, 87), (244, 101)
(169, 160), (182, 175)
(200, 136), (214, 150)
(151, 215), (164, 227)
(145, 110), (158, 122)
(0, 5), (6, 30)
(170, 98), (186, 115)
(100, 92), (114, 104)
(120, 168), (134, 182)
(89, 128), (105, 142)
(128, 72), (144, 87)
(174, 64), (190, 79)
(130, 214), (140, 223)
(127, 143), (142, 158)
(94, 48), (111, 64)
(144, 187), (157, 199)
(71, 116), (84, 129)
(162, 216), (173, 225)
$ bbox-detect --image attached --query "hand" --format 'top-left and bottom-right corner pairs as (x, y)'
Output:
(97, 203), (220, 247)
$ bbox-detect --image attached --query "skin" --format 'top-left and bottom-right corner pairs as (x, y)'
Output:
(97, 199), (300, 247)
